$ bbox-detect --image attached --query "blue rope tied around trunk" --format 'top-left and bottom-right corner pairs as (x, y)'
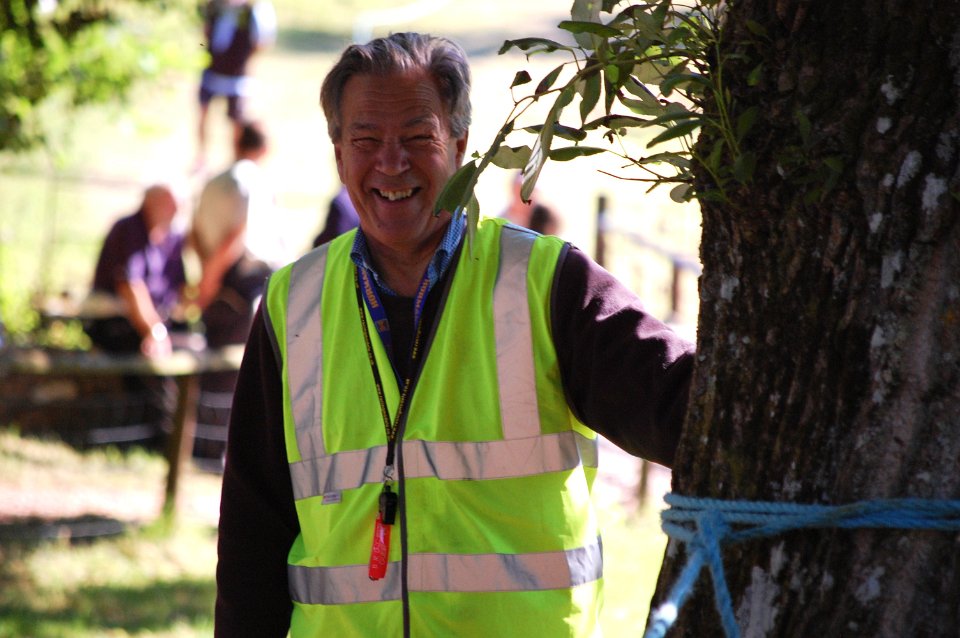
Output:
(644, 493), (960, 638)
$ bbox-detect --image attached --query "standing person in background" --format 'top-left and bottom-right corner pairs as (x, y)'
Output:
(215, 32), (694, 637)
(190, 119), (275, 343)
(188, 125), (275, 463)
(191, 120), (282, 314)
(196, 0), (277, 172)
(311, 185), (359, 248)
(87, 183), (187, 357)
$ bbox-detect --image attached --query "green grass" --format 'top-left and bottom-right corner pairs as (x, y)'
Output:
(599, 500), (670, 634)
(0, 428), (667, 636)
(0, 429), (220, 638)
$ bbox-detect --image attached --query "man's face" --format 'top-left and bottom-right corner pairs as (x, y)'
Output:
(334, 69), (468, 257)
(144, 186), (179, 230)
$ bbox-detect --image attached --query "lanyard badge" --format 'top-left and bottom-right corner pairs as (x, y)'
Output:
(355, 267), (429, 581)
(368, 482), (399, 580)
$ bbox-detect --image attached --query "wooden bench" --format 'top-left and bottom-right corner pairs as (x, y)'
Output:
(0, 345), (244, 519)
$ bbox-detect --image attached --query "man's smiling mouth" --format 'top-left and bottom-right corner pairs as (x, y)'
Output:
(375, 188), (416, 201)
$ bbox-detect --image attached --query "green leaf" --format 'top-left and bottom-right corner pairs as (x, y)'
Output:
(822, 156), (844, 173)
(556, 82), (576, 110)
(732, 151), (757, 183)
(558, 20), (621, 39)
(583, 114), (649, 130)
(621, 96), (668, 117)
(646, 119), (701, 148)
(490, 145), (532, 169)
(570, 0), (603, 49)
(642, 152), (692, 169)
(464, 194), (481, 253)
(434, 160), (479, 216)
(580, 70), (602, 122)
(660, 72), (708, 96)
(499, 37), (570, 56)
(747, 63), (763, 87)
(511, 70), (532, 88)
(536, 65), (564, 95)
(622, 77), (659, 102)
(522, 86), (575, 201)
(548, 146), (606, 161)
(644, 109), (700, 128)
(605, 63), (620, 85)
(736, 106), (758, 141)
(553, 123), (588, 141)
(706, 138), (724, 173)
(669, 183), (692, 202)
(522, 135), (548, 202)
(745, 19), (769, 39)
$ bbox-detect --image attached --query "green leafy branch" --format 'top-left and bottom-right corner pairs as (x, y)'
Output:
(0, 0), (200, 153)
(437, 0), (757, 230)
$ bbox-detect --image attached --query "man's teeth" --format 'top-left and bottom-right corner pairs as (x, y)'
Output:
(378, 189), (413, 201)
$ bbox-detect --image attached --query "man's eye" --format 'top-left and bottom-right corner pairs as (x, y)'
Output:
(407, 135), (434, 146)
(353, 138), (379, 150)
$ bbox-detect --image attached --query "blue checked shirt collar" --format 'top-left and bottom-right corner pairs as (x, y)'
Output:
(350, 210), (465, 297)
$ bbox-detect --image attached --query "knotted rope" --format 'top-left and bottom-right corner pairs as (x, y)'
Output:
(644, 493), (960, 638)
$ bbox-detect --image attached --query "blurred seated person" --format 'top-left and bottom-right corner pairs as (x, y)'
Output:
(311, 185), (359, 248)
(86, 183), (187, 357)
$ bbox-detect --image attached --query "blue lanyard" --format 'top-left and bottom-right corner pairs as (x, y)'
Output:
(356, 267), (430, 375)
(354, 266), (430, 470)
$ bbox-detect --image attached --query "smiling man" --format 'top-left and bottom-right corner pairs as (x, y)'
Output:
(215, 33), (695, 638)
(333, 67), (467, 295)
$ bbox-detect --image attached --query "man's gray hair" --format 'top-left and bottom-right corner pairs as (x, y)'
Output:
(320, 32), (472, 141)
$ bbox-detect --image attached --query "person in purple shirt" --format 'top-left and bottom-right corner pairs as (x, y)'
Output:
(89, 183), (187, 357)
(311, 185), (360, 248)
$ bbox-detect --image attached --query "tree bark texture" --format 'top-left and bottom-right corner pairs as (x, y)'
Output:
(655, 1), (960, 636)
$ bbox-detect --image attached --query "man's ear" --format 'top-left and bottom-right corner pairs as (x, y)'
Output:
(455, 132), (469, 165)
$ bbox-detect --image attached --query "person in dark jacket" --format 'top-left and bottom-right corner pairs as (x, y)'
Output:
(215, 32), (694, 637)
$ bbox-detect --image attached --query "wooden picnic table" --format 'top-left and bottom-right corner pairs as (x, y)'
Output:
(0, 344), (245, 519)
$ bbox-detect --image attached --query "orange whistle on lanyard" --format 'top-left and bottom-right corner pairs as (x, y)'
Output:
(368, 513), (391, 580)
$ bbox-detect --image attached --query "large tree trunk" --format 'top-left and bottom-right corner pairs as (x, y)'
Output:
(654, 1), (960, 636)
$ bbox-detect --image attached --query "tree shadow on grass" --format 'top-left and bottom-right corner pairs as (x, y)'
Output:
(0, 515), (130, 545)
(0, 576), (215, 637)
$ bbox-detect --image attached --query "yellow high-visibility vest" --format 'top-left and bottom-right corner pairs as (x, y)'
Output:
(264, 217), (602, 637)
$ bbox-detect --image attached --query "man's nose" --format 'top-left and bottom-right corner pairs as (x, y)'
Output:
(375, 141), (410, 176)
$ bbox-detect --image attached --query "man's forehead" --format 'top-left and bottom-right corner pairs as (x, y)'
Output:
(346, 113), (442, 133)
(341, 72), (447, 124)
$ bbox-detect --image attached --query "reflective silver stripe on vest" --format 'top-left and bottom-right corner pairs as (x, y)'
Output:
(494, 225), (541, 439)
(289, 559), (401, 605)
(290, 430), (597, 500)
(289, 536), (602, 604)
(288, 246), (329, 461)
